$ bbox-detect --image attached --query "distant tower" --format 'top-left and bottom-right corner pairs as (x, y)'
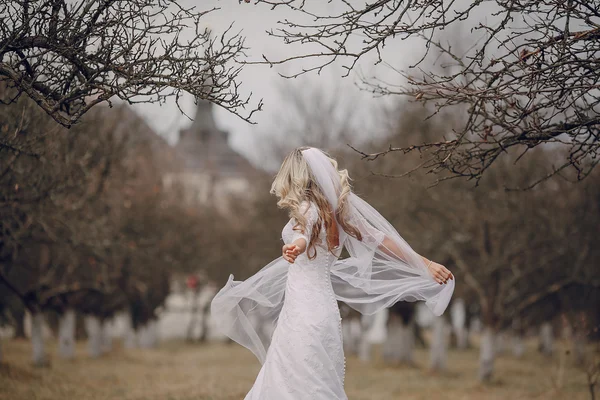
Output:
(164, 99), (260, 209)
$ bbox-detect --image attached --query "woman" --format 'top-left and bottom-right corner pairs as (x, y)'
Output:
(211, 147), (454, 399)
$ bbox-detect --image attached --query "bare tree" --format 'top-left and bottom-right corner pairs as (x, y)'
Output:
(383, 302), (417, 366)
(0, 85), (203, 361)
(248, 0), (600, 187)
(0, 0), (261, 129)
(344, 101), (600, 381)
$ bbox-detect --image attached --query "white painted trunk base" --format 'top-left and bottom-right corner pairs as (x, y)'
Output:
(358, 313), (379, 362)
(512, 334), (525, 358)
(139, 320), (158, 348)
(572, 330), (587, 365)
(451, 299), (468, 349)
(58, 309), (76, 359)
(101, 320), (112, 353)
(430, 316), (449, 371)
(539, 322), (553, 356)
(122, 311), (137, 349)
(31, 312), (48, 366)
(479, 327), (495, 381)
(495, 331), (507, 355)
(383, 319), (415, 365)
(342, 319), (362, 356)
(85, 316), (103, 358)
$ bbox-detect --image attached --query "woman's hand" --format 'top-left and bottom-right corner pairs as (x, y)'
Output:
(282, 244), (301, 263)
(427, 261), (454, 285)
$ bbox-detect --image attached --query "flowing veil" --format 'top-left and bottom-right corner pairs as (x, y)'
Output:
(210, 148), (455, 364)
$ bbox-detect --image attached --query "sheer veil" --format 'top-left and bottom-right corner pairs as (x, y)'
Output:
(210, 148), (455, 364)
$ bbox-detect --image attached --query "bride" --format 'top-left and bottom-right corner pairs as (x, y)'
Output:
(211, 147), (455, 399)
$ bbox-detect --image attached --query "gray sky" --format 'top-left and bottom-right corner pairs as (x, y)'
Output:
(131, 1), (483, 166)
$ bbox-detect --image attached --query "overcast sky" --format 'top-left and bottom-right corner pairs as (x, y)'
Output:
(131, 1), (484, 167)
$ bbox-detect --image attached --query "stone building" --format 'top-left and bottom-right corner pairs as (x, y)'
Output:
(163, 100), (261, 211)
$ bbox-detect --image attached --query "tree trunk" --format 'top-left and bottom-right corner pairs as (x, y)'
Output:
(85, 315), (103, 358)
(539, 322), (553, 357)
(430, 316), (449, 372)
(571, 329), (587, 366)
(358, 314), (375, 362)
(512, 333), (525, 358)
(101, 319), (112, 354)
(0, 336), (3, 363)
(31, 312), (48, 367)
(358, 334), (371, 362)
(123, 311), (137, 349)
(451, 299), (468, 350)
(13, 307), (26, 339)
(186, 290), (199, 341)
(138, 323), (150, 348)
(139, 320), (158, 349)
(75, 312), (87, 340)
(383, 314), (415, 365)
(199, 302), (212, 343)
(149, 320), (159, 347)
(342, 317), (362, 356)
(479, 326), (495, 382)
(495, 331), (507, 355)
(58, 309), (76, 359)
(511, 319), (525, 358)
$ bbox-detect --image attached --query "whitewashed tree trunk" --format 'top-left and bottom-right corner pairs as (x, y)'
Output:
(58, 309), (76, 359)
(186, 290), (200, 341)
(430, 316), (449, 371)
(85, 315), (103, 358)
(511, 319), (525, 358)
(495, 331), (507, 355)
(358, 334), (371, 362)
(572, 329), (587, 366)
(101, 319), (112, 354)
(139, 320), (158, 349)
(149, 320), (159, 347)
(479, 326), (495, 382)
(451, 299), (468, 350)
(199, 301), (211, 343)
(539, 322), (553, 356)
(383, 317), (415, 365)
(512, 333), (525, 358)
(398, 321), (415, 364)
(470, 317), (482, 334)
(122, 311), (137, 349)
(138, 323), (149, 348)
(358, 314), (376, 362)
(342, 318), (361, 356)
(31, 312), (48, 367)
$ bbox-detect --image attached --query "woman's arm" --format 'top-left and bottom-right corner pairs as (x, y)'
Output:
(378, 236), (454, 285)
(283, 201), (316, 263)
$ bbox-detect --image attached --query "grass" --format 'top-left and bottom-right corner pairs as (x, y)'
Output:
(0, 338), (592, 400)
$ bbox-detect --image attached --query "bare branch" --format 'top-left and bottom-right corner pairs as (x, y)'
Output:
(248, 0), (600, 186)
(0, 1), (261, 127)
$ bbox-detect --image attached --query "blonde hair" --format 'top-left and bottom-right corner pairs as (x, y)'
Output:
(270, 147), (362, 259)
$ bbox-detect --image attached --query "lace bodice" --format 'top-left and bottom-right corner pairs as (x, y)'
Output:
(281, 201), (385, 262)
(281, 201), (338, 265)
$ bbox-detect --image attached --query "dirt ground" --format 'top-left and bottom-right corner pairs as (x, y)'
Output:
(0, 338), (592, 400)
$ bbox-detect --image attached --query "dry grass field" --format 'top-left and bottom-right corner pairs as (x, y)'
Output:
(0, 338), (592, 400)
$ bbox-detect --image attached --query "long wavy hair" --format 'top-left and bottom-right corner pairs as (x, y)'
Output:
(270, 147), (362, 259)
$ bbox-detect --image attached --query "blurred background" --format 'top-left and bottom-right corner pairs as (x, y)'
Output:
(0, 1), (599, 400)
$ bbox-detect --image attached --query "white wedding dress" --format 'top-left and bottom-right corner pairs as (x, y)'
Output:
(245, 201), (373, 399)
(212, 148), (455, 400)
